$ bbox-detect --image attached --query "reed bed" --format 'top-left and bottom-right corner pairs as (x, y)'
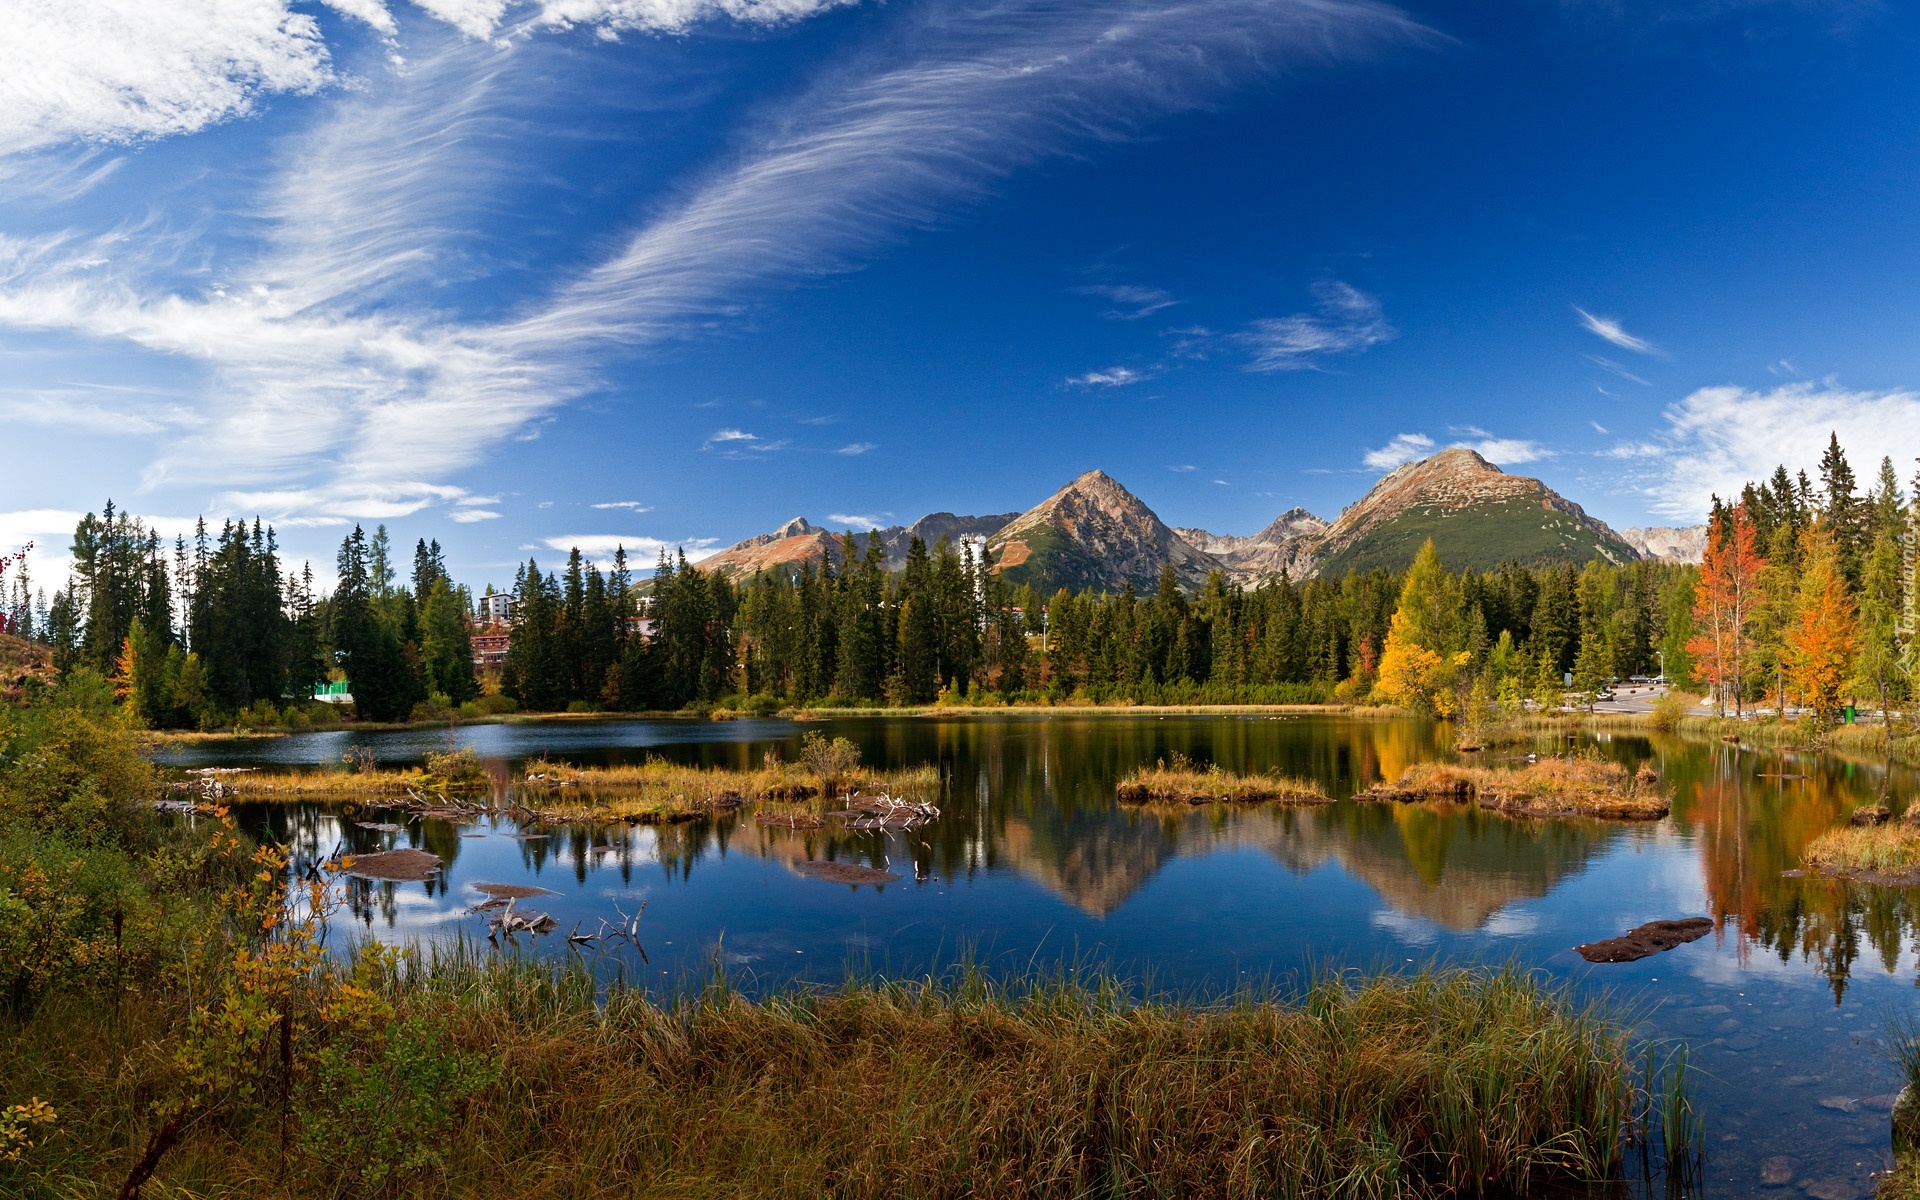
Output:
(1115, 760), (1328, 806)
(1802, 824), (1920, 884)
(6, 953), (1685, 1199)
(517, 756), (942, 823)
(1359, 756), (1670, 820)
(212, 765), (428, 799)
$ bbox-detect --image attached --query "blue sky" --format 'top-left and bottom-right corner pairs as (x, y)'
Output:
(5, 0), (1920, 589)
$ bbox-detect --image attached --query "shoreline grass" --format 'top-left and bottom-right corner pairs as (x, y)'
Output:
(1115, 757), (1328, 806)
(1802, 824), (1920, 885)
(1359, 755), (1671, 820)
(2, 949), (1684, 1199)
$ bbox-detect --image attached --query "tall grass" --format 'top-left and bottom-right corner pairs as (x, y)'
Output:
(1803, 824), (1920, 881)
(517, 756), (942, 822)
(1, 951), (1695, 1199)
(1364, 755), (1670, 820)
(1115, 755), (1327, 806)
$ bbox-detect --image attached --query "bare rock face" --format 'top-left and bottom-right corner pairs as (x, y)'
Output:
(1620, 524), (1709, 564)
(1175, 507), (1330, 581)
(988, 469), (1227, 592)
(698, 516), (848, 582)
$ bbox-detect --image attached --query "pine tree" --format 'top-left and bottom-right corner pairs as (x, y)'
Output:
(1819, 432), (1864, 585)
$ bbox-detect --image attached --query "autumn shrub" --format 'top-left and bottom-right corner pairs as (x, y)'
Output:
(1649, 691), (1689, 732)
(0, 670), (153, 843)
(423, 746), (486, 789)
(801, 730), (862, 795)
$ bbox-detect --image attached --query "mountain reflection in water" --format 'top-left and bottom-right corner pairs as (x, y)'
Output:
(177, 713), (1920, 1197)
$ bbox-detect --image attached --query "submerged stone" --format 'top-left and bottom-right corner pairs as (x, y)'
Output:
(1574, 917), (1714, 963)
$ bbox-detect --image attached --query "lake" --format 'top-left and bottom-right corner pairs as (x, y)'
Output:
(161, 712), (1920, 1199)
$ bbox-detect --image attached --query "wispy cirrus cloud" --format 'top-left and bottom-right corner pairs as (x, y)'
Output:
(1606, 382), (1920, 520)
(836, 442), (877, 455)
(1575, 307), (1659, 355)
(1069, 283), (1180, 321)
(827, 512), (887, 530)
(592, 500), (652, 510)
(1066, 366), (1150, 388)
(1584, 354), (1652, 386)
(1239, 281), (1396, 371)
(0, 0), (1425, 528)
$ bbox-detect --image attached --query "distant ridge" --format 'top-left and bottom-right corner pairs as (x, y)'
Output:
(696, 450), (1655, 589)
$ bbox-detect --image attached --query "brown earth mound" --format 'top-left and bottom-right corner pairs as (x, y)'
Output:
(1574, 918), (1713, 963)
(340, 847), (442, 882)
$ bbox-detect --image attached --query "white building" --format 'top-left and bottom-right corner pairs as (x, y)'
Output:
(479, 592), (516, 623)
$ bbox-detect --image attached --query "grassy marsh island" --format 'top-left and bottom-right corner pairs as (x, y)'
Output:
(1358, 755), (1671, 821)
(1115, 754), (1328, 806)
(1801, 823), (1920, 885)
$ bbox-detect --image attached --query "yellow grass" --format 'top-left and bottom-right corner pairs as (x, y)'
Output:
(1361, 755), (1670, 821)
(516, 756), (941, 823)
(216, 766), (427, 799)
(1803, 824), (1920, 883)
(1115, 761), (1327, 806)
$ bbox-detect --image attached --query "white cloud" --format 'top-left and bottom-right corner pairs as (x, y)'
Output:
(541, 533), (719, 565)
(591, 500), (652, 510)
(1363, 432), (1434, 471)
(709, 428), (759, 442)
(1449, 425), (1552, 465)
(1611, 382), (1920, 520)
(836, 442), (877, 455)
(1066, 366), (1148, 387)
(535, 0), (861, 38)
(1069, 283), (1180, 321)
(1591, 420), (1609, 434)
(1363, 428), (1548, 472)
(0, 0), (1421, 528)
(1239, 281), (1395, 372)
(513, 2), (1421, 347)
(1168, 464), (1196, 472)
(1584, 353), (1652, 386)
(827, 513), (886, 530)
(448, 508), (500, 522)
(1575, 307), (1658, 355)
(0, 0), (352, 156)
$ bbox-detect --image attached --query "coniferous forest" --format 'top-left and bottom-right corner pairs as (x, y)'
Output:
(1, 434), (1910, 726)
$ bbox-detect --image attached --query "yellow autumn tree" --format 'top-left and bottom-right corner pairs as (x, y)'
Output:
(1787, 523), (1859, 724)
(1375, 540), (1467, 713)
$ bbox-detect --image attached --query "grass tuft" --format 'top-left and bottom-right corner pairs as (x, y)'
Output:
(1115, 754), (1327, 806)
(1803, 824), (1920, 884)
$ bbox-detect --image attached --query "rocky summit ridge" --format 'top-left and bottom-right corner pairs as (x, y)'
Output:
(695, 450), (1678, 589)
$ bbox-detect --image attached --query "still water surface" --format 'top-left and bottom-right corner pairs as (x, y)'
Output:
(162, 713), (1920, 1198)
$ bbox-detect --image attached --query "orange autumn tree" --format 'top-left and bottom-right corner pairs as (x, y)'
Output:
(1687, 502), (1764, 716)
(1787, 523), (1859, 724)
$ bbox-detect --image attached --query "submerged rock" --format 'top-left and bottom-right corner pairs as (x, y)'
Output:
(1801, 1178), (1858, 1200)
(1574, 917), (1714, 963)
(1760, 1156), (1796, 1186)
(791, 859), (901, 886)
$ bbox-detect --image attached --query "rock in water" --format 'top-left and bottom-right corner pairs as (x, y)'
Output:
(1758, 1156), (1795, 1187)
(1574, 917), (1714, 963)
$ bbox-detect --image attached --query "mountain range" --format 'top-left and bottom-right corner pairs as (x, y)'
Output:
(697, 447), (1704, 591)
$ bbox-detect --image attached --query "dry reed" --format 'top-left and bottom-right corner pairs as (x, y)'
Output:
(1360, 756), (1670, 820)
(1803, 824), (1920, 884)
(6, 955), (1675, 1199)
(1115, 760), (1327, 806)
